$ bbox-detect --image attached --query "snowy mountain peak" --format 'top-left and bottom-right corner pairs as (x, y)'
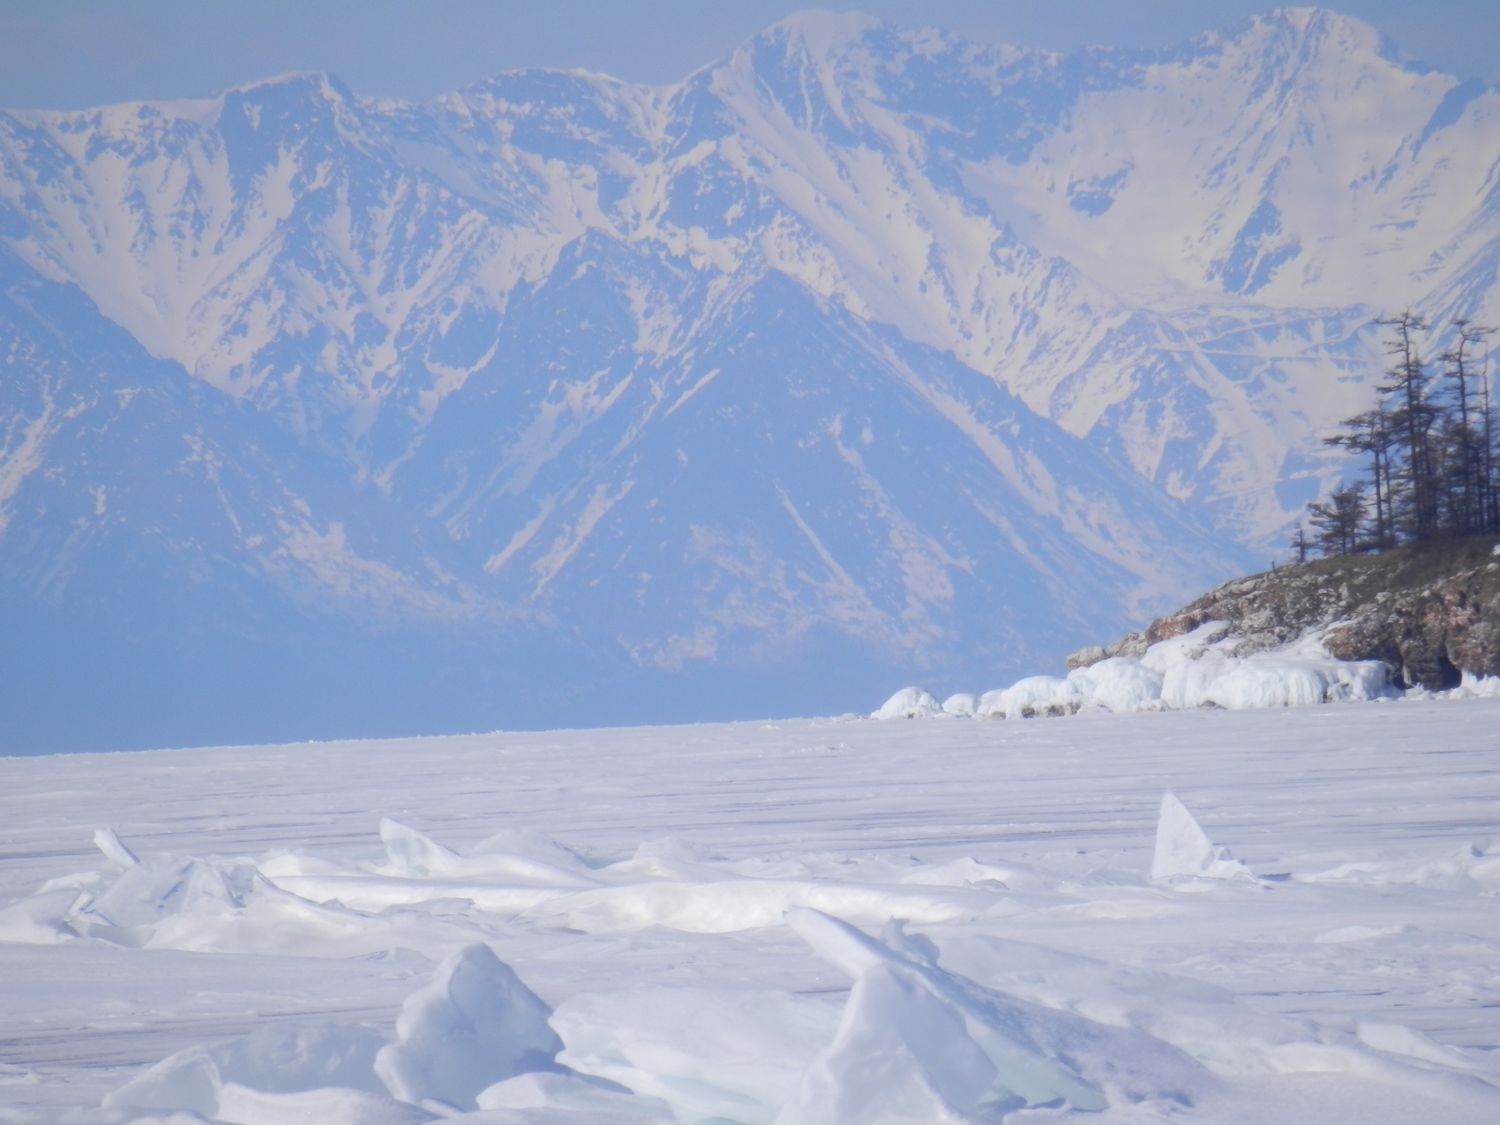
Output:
(1197, 7), (1385, 57)
(1256, 6), (1382, 41)
(1211, 7), (1420, 95)
(222, 69), (355, 104)
(760, 8), (885, 46)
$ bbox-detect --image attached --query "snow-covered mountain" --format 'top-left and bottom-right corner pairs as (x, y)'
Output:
(3, 8), (1497, 750)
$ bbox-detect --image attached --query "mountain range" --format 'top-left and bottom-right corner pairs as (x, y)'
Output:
(3, 7), (1497, 751)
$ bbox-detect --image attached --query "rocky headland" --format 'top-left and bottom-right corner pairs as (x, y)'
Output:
(1071, 537), (1500, 691)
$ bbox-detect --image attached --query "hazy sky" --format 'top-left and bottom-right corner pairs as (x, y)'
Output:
(2, 0), (1497, 110)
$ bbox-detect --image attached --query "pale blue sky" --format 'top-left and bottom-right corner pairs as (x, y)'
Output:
(2, 1), (1496, 110)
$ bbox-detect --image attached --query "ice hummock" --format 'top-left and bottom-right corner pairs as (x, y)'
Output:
(103, 1024), (397, 1121)
(1151, 791), (1258, 884)
(780, 908), (1218, 1120)
(374, 942), (565, 1112)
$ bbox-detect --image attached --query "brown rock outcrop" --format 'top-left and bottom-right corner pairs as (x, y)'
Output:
(1071, 537), (1500, 690)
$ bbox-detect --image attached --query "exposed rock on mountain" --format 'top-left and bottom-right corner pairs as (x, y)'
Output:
(1076, 538), (1500, 689)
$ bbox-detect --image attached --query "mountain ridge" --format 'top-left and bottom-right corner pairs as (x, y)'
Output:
(3, 7), (1497, 750)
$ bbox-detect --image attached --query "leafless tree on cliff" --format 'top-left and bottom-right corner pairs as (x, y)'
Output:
(1376, 310), (1439, 541)
(1305, 315), (1497, 559)
(1435, 320), (1493, 535)
(1324, 406), (1396, 548)
(1307, 484), (1366, 556)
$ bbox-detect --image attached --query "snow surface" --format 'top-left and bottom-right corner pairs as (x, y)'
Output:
(2, 699), (1500, 1121)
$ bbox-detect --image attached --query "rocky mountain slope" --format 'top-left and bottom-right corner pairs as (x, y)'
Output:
(3, 9), (1499, 749)
(1075, 537), (1500, 689)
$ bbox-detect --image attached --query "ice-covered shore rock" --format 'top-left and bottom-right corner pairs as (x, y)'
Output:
(1075, 538), (1500, 691)
(870, 687), (944, 720)
(875, 622), (1394, 720)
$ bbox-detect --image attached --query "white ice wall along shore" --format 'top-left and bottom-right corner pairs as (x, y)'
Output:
(868, 620), (1500, 721)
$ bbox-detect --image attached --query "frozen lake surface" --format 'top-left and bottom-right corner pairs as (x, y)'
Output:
(2, 699), (1499, 1121)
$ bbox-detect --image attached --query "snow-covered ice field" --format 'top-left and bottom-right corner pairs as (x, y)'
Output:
(3, 699), (1500, 1122)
